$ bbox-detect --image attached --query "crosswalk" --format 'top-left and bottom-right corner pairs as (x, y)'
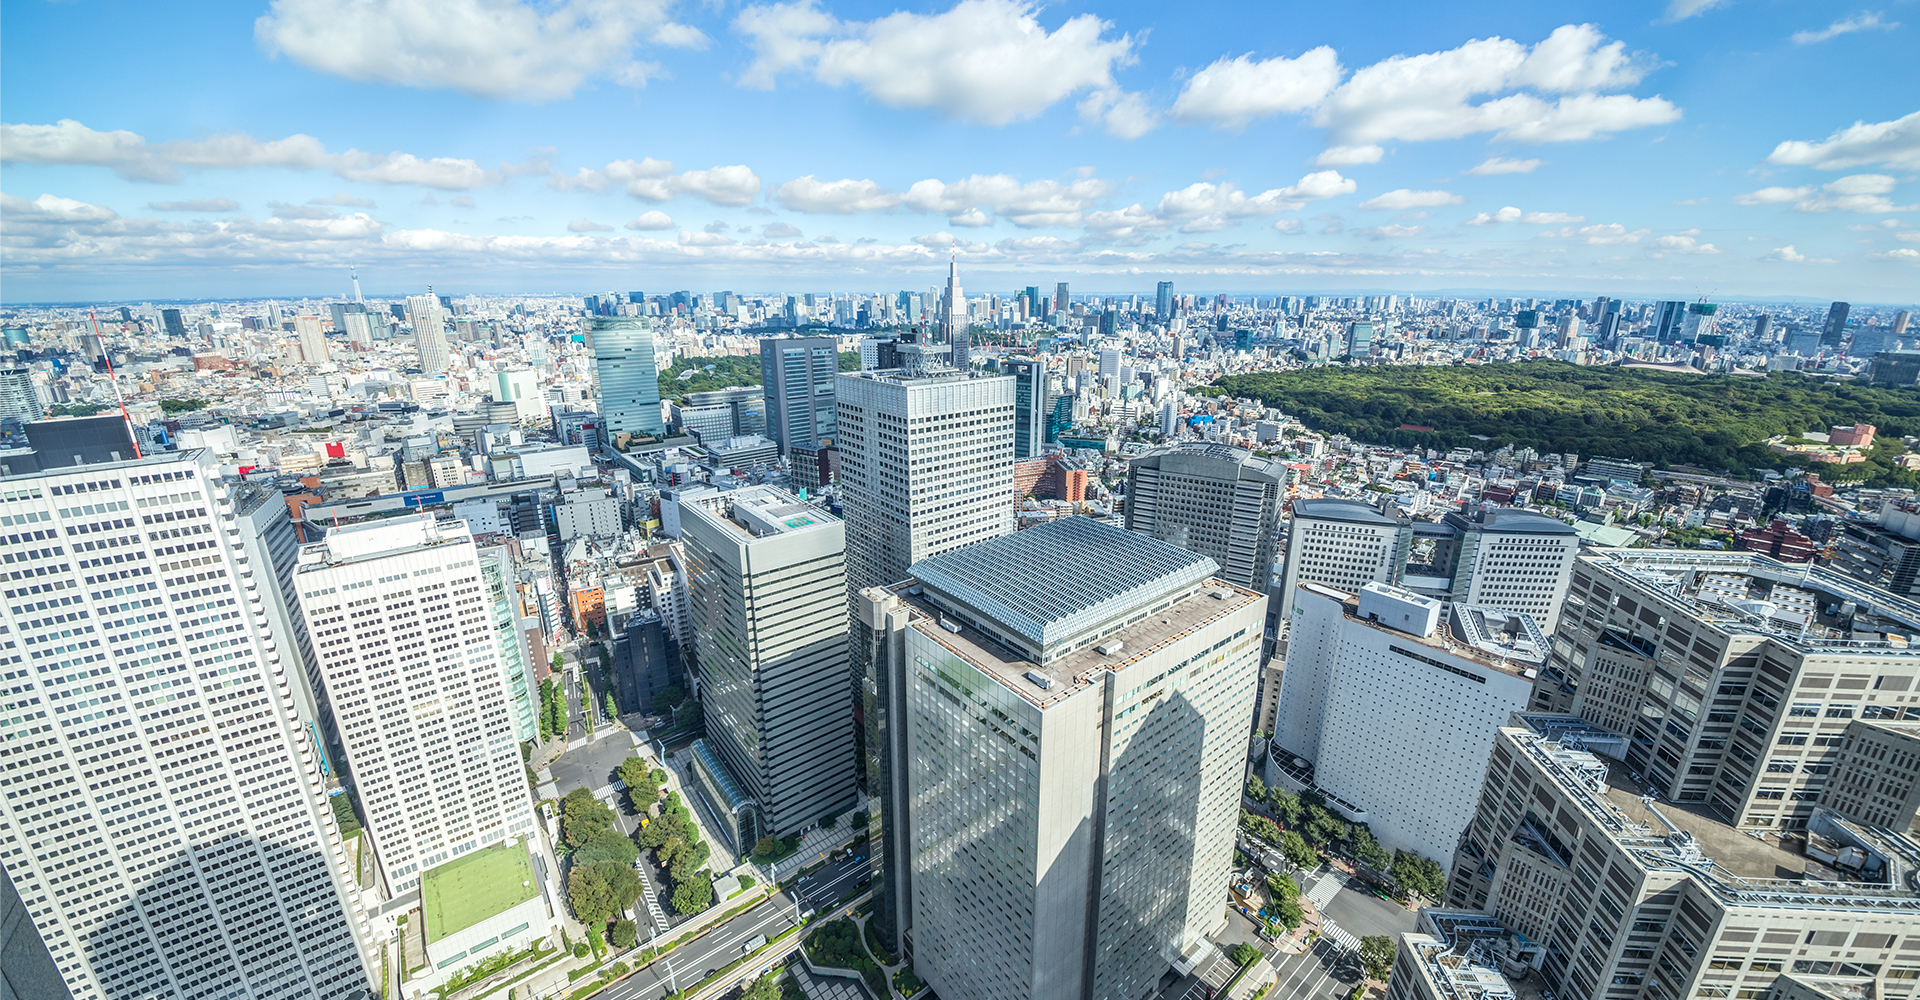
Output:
(1319, 919), (1360, 953)
(633, 863), (668, 931)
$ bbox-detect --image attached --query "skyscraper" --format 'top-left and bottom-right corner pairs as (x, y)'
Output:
(0, 367), (42, 424)
(1346, 320), (1375, 358)
(405, 293), (448, 372)
(1651, 300), (1688, 342)
(1822, 300), (1852, 345)
(1123, 442), (1285, 591)
(293, 518), (536, 895)
(589, 314), (665, 441)
(833, 368), (1015, 597)
(680, 487), (856, 849)
(1156, 280), (1174, 322)
(759, 335), (839, 456)
(871, 518), (1265, 999)
(1896, 309), (1912, 339)
(159, 308), (187, 339)
(1055, 281), (1069, 314)
(0, 451), (374, 999)
(295, 315), (329, 365)
(941, 257), (969, 369)
(1003, 357), (1047, 460)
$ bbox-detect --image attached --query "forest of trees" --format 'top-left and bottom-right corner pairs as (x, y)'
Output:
(657, 350), (861, 401)
(1205, 362), (1920, 485)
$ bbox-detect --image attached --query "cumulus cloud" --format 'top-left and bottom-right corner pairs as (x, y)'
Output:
(1736, 174), (1914, 213)
(680, 230), (735, 246)
(1169, 47), (1342, 128)
(1467, 156), (1544, 175)
(669, 166), (763, 206)
(0, 119), (504, 189)
(773, 175), (902, 213)
(1765, 245), (1825, 262)
(1358, 188), (1464, 210)
(625, 211), (674, 230)
(762, 222), (804, 238)
(902, 174), (1113, 228)
(1766, 110), (1920, 170)
(1538, 222), (1650, 244)
(1648, 233), (1720, 255)
(1077, 87), (1157, 139)
(147, 198), (241, 212)
(735, 0), (1136, 127)
(1792, 12), (1898, 44)
(1314, 24), (1678, 146)
(254, 0), (705, 101)
(1314, 145), (1385, 167)
(267, 201), (347, 220)
(1873, 247), (1920, 261)
(555, 159), (762, 205)
(1155, 172), (1355, 227)
(3, 192), (120, 224)
(1464, 206), (1523, 225)
(1663, 0), (1731, 21)
(1082, 203), (1167, 240)
(948, 207), (993, 227)
(1522, 211), (1585, 223)
(567, 218), (615, 232)
(1356, 223), (1426, 240)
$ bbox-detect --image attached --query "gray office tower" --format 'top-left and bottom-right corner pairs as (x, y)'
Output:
(0, 451), (374, 999)
(1652, 300), (1688, 342)
(760, 335), (839, 455)
(857, 518), (1266, 998)
(1156, 281), (1174, 322)
(0, 368), (41, 424)
(1056, 282), (1069, 313)
(681, 486), (856, 850)
(1822, 301), (1852, 346)
(1123, 443), (1284, 591)
(160, 308), (187, 339)
(1004, 357), (1047, 459)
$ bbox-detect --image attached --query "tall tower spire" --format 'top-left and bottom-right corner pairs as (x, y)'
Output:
(941, 242), (968, 369)
(350, 264), (363, 304)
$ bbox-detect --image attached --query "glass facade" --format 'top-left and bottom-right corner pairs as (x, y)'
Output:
(591, 316), (665, 439)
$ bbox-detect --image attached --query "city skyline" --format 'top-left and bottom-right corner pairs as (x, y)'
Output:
(4, 0), (1918, 301)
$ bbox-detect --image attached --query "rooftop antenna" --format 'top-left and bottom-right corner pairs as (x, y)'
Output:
(351, 265), (364, 304)
(87, 310), (142, 459)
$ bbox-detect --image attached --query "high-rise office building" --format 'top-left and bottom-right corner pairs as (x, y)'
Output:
(1651, 300), (1688, 342)
(1123, 442), (1285, 592)
(1055, 281), (1069, 314)
(1347, 320), (1375, 358)
(680, 487), (856, 849)
(833, 368), (1015, 597)
(0, 451), (374, 1000)
(866, 518), (1265, 999)
(493, 369), (542, 422)
(1822, 301), (1852, 346)
(1896, 310), (1913, 339)
(1156, 281), (1174, 322)
(160, 308), (187, 339)
(759, 335), (839, 455)
(941, 259), (969, 369)
(293, 518), (536, 895)
(0, 367), (42, 424)
(590, 315), (666, 441)
(295, 315), (329, 365)
(1529, 547), (1920, 830)
(1448, 715), (1920, 1000)
(1276, 582), (1544, 864)
(405, 294), (449, 372)
(1003, 357), (1047, 460)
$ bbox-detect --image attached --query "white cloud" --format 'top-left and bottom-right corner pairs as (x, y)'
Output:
(1356, 224), (1426, 239)
(948, 207), (994, 227)
(1663, 0), (1731, 21)
(902, 174), (1112, 228)
(1648, 233), (1720, 254)
(1792, 12), (1898, 44)
(1464, 206), (1523, 225)
(147, 198), (241, 212)
(1901, 230), (1920, 241)
(0, 119), (503, 189)
(1077, 87), (1157, 140)
(254, 0), (705, 102)
(310, 192), (376, 207)
(1155, 172), (1355, 223)
(1314, 145), (1385, 167)
(1537, 222), (1649, 244)
(680, 230), (735, 246)
(2, 192), (120, 224)
(773, 175), (902, 213)
(1764, 244), (1838, 263)
(267, 201), (346, 220)
(1082, 204), (1166, 239)
(1522, 211), (1585, 223)
(669, 166), (764, 206)
(1847, 219), (1901, 231)
(1314, 24), (1677, 146)
(1467, 156), (1544, 175)
(762, 222), (804, 238)
(735, 0), (1136, 127)
(549, 158), (674, 194)
(567, 218), (614, 232)
(1737, 174), (1914, 213)
(625, 211), (674, 230)
(1873, 247), (1920, 261)
(1169, 47), (1342, 128)
(449, 195), (475, 208)
(1274, 218), (1303, 233)
(557, 160), (762, 206)
(1766, 110), (1920, 170)
(1358, 188), (1464, 210)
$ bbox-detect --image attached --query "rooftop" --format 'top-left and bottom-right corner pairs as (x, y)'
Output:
(909, 516), (1219, 652)
(1315, 584), (1545, 680)
(1291, 496), (1400, 526)
(899, 570), (1260, 709)
(1473, 508), (1579, 535)
(297, 513), (471, 568)
(420, 842), (538, 944)
(687, 484), (837, 540)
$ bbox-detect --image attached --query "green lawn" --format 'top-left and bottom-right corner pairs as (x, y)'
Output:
(421, 843), (538, 944)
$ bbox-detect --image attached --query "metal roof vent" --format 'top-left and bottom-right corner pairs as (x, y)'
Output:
(1024, 670), (1054, 690)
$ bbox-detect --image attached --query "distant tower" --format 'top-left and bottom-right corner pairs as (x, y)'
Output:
(350, 265), (364, 304)
(940, 248), (968, 369)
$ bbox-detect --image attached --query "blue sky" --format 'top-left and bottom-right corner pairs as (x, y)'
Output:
(2, 0), (1917, 303)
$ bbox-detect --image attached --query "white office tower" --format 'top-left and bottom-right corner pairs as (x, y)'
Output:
(1124, 443), (1286, 592)
(680, 487), (856, 848)
(887, 518), (1265, 1000)
(1275, 582), (1544, 865)
(1448, 716), (1920, 1000)
(405, 293), (449, 373)
(295, 314), (329, 365)
(834, 368), (1015, 595)
(0, 367), (42, 423)
(0, 452), (373, 999)
(1276, 498), (1407, 613)
(293, 517), (535, 895)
